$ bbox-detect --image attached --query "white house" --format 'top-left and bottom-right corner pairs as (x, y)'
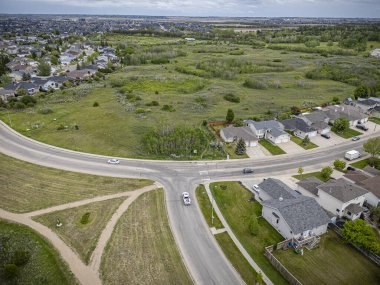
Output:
(281, 118), (318, 139)
(344, 171), (380, 207)
(219, 126), (258, 147)
(245, 120), (290, 144)
(297, 178), (368, 221)
(355, 99), (379, 114)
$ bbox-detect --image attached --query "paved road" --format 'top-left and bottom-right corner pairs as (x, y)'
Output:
(0, 120), (379, 285)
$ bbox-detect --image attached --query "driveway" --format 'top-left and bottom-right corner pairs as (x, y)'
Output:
(246, 145), (270, 158)
(361, 121), (380, 137)
(311, 133), (345, 148)
(280, 140), (305, 154)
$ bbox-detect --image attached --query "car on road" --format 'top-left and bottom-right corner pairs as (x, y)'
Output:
(352, 136), (360, 141)
(182, 192), (191, 205)
(356, 124), (368, 131)
(321, 133), (330, 139)
(243, 168), (254, 174)
(107, 158), (120, 164)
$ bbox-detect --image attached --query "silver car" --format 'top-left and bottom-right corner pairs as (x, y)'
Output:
(182, 192), (191, 205)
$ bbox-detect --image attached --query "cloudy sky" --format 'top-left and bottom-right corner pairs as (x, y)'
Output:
(0, 0), (379, 18)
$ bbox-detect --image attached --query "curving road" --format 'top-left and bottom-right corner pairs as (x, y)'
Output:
(0, 120), (378, 285)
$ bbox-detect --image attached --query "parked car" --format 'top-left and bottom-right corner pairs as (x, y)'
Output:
(356, 124), (368, 131)
(252, 185), (260, 191)
(321, 133), (330, 139)
(347, 166), (356, 171)
(107, 158), (120, 164)
(243, 168), (254, 174)
(182, 192), (191, 205)
(352, 136), (360, 141)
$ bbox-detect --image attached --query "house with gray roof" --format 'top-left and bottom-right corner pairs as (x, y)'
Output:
(244, 119), (290, 144)
(355, 99), (379, 114)
(262, 196), (330, 239)
(220, 126), (258, 147)
(324, 105), (368, 126)
(281, 118), (318, 139)
(254, 178), (299, 202)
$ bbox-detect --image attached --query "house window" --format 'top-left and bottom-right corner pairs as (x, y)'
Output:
(336, 209), (340, 213)
(347, 211), (352, 216)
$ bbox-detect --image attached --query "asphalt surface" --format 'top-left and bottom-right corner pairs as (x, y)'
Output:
(0, 120), (378, 285)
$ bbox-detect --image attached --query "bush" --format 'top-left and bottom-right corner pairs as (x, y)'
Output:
(321, 166), (333, 180)
(223, 93), (240, 103)
(334, 159), (346, 171)
(249, 215), (259, 236)
(243, 78), (268, 89)
(57, 124), (65, 130)
(146, 100), (159, 106)
(14, 102), (26, 109)
(93, 101), (99, 107)
(161, 105), (175, 112)
(38, 108), (53, 114)
(368, 157), (380, 170)
(80, 212), (91, 225)
(13, 250), (31, 266)
(3, 264), (18, 279)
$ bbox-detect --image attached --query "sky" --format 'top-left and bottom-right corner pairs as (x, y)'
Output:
(0, 0), (379, 18)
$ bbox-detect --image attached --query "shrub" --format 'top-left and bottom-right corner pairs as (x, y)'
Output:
(13, 250), (31, 266)
(161, 105), (175, 112)
(57, 124), (65, 130)
(38, 108), (53, 114)
(80, 212), (91, 225)
(223, 93), (240, 103)
(243, 78), (268, 89)
(3, 264), (18, 279)
(334, 159), (346, 171)
(135, 108), (149, 114)
(146, 100), (159, 106)
(14, 102), (26, 109)
(321, 166), (333, 180)
(226, 109), (234, 122)
(249, 215), (259, 236)
(273, 59), (282, 62)
(93, 101), (99, 107)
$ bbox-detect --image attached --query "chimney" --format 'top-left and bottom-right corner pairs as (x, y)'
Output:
(279, 196), (283, 201)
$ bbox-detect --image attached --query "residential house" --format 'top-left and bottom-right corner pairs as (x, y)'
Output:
(219, 126), (258, 147)
(281, 118), (318, 139)
(245, 120), (290, 144)
(299, 111), (331, 134)
(297, 178), (368, 221)
(0, 88), (15, 102)
(355, 99), (379, 114)
(253, 178), (299, 202)
(4, 82), (38, 96)
(369, 106), (380, 118)
(67, 69), (94, 80)
(324, 105), (368, 127)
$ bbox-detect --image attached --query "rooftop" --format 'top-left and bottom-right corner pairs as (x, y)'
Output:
(258, 178), (298, 200)
(317, 178), (368, 203)
(220, 126), (258, 142)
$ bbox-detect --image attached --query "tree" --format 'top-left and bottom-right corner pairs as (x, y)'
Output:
(51, 55), (59, 66)
(37, 59), (51, 76)
(235, 137), (246, 155)
(321, 166), (333, 180)
(298, 167), (304, 179)
(333, 159), (346, 171)
(17, 89), (28, 97)
(249, 215), (259, 236)
(22, 72), (31, 81)
(342, 219), (380, 255)
(302, 135), (310, 146)
(3, 264), (18, 279)
(226, 108), (234, 122)
(332, 96), (340, 104)
(332, 117), (349, 134)
(304, 39), (320, 48)
(370, 205), (380, 226)
(290, 106), (301, 115)
(354, 85), (369, 99)
(1, 74), (12, 85)
(363, 137), (380, 158)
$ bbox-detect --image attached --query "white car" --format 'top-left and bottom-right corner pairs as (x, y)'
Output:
(182, 192), (191, 206)
(107, 158), (120, 164)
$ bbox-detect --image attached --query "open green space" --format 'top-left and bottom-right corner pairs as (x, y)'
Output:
(34, 197), (126, 264)
(215, 232), (259, 285)
(0, 220), (77, 285)
(350, 158), (370, 169)
(290, 136), (318, 150)
(259, 139), (286, 155)
(369, 117), (380, 125)
(333, 128), (362, 139)
(225, 143), (249, 159)
(195, 184), (223, 229)
(0, 153), (152, 213)
(274, 231), (380, 285)
(210, 182), (287, 285)
(100, 189), (192, 285)
(293, 171), (329, 182)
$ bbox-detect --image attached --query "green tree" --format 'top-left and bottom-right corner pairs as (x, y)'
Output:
(302, 135), (310, 146)
(332, 96), (340, 104)
(226, 108), (234, 122)
(370, 205), (380, 226)
(1, 74), (12, 85)
(22, 72), (31, 81)
(342, 219), (380, 255)
(321, 166), (333, 180)
(332, 117), (349, 134)
(3, 264), (18, 279)
(333, 159), (346, 171)
(17, 89), (28, 96)
(290, 106), (301, 115)
(304, 39), (320, 48)
(51, 55), (59, 66)
(235, 137), (246, 155)
(37, 59), (51, 76)
(298, 167), (304, 179)
(249, 215), (259, 236)
(354, 85), (369, 99)
(363, 137), (380, 158)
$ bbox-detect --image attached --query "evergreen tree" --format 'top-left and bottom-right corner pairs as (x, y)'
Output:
(226, 108), (234, 122)
(235, 137), (246, 155)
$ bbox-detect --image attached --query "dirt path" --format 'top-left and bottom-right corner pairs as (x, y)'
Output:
(0, 183), (160, 285)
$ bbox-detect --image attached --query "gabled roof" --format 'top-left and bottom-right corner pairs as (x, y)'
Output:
(258, 178), (298, 200)
(296, 177), (323, 196)
(344, 170), (371, 184)
(267, 127), (289, 138)
(281, 118), (317, 133)
(358, 176), (380, 199)
(317, 178), (368, 203)
(262, 196), (330, 235)
(356, 99), (378, 106)
(300, 111), (329, 124)
(363, 166), (380, 176)
(325, 105), (367, 122)
(245, 120), (283, 131)
(220, 126), (258, 142)
(346, 203), (364, 215)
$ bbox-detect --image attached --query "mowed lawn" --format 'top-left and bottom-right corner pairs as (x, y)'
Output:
(0, 220), (77, 285)
(100, 189), (192, 285)
(195, 184), (223, 229)
(210, 182), (287, 285)
(34, 197), (126, 264)
(0, 153), (152, 213)
(259, 139), (286, 155)
(333, 128), (362, 139)
(274, 231), (380, 285)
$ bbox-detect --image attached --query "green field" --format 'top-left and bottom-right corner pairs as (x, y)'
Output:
(100, 189), (192, 285)
(0, 220), (77, 285)
(1, 34), (363, 159)
(0, 153), (152, 213)
(274, 231), (380, 285)
(195, 184), (223, 229)
(259, 139), (286, 155)
(210, 182), (287, 285)
(333, 128), (362, 139)
(369, 117), (380, 125)
(293, 171), (329, 182)
(290, 136), (318, 150)
(34, 197), (126, 264)
(350, 158), (370, 169)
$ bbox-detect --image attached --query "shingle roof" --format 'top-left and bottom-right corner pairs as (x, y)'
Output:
(358, 176), (380, 199)
(325, 105), (367, 122)
(281, 118), (317, 133)
(301, 111), (329, 124)
(296, 177), (323, 196)
(363, 166), (380, 176)
(220, 126), (258, 142)
(246, 120), (283, 131)
(317, 178), (368, 203)
(344, 171), (371, 184)
(267, 127), (289, 138)
(262, 196), (330, 235)
(258, 178), (298, 200)
(346, 203), (364, 215)
(356, 99), (378, 106)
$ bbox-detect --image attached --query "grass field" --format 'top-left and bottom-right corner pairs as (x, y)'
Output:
(0, 153), (152, 213)
(333, 128), (362, 139)
(290, 136), (318, 150)
(350, 158), (370, 169)
(369, 117), (380, 125)
(34, 197), (126, 264)
(225, 143), (249, 159)
(0, 220), (77, 285)
(274, 231), (380, 285)
(293, 171), (329, 182)
(195, 184), (223, 229)
(210, 182), (287, 285)
(100, 189), (192, 285)
(0, 34), (360, 159)
(259, 139), (286, 155)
